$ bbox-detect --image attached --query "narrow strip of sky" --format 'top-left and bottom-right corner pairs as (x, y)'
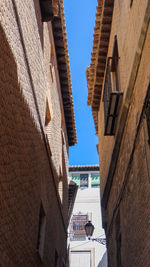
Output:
(64, 0), (99, 166)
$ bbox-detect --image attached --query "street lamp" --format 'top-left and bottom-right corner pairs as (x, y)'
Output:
(84, 221), (106, 245)
(84, 221), (94, 238)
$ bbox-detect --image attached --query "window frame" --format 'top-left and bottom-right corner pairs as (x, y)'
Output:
(71, 173), (89, 188)
(70, 213), (90, 241)
(103, 35), (123, 136)
(91, 173), (100, 188)
(80, 174), (89, 188)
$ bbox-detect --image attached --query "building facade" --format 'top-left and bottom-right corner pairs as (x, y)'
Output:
(87, 0), (150, 266)
(98, 252), (108, 267)
(68, 166), (107, 267)
(0, 0), (76, 266)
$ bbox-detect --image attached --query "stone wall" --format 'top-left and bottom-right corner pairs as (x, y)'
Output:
(97, 0), (150, 266)
(0, 0), (69, 265)
(98, 0), (150, 196)
(106, 115), (150, 267)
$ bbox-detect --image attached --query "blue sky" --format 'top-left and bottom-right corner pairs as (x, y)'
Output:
(64, 0), (99, 166)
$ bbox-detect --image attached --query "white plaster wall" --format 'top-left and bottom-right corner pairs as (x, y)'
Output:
(69, 170), (107, 267)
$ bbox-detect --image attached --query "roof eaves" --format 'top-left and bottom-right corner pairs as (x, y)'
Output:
(87, 0), (114, 133)
(69, 165), (99, 172)
(52, 0), (77, 146)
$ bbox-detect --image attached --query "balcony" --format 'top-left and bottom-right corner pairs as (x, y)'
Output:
(103, 57), (123, 136)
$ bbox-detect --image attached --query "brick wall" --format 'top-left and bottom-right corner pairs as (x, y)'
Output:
(104, 23), (150, 266)
(105, 20), (150, 218)
(106, 115), (150, 267)
(98, 0), (150, 195)
(0, 0), (69, 266)
(97, 0), (150, 265)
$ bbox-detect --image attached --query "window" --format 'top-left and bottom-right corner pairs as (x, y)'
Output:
(103, 35), (123, 136)
(50, 64), (54, 83)
(39, 0), (59, 22)
(45, 99), (51, 126)
(91, 173), (100, 187)
(72, 174), (88, 188)
(51, 42), (55, 66)
(146, 110), (150, 144)
(70, 213), (90, 241)
(80, 174), (88, 188)
(51, 43), (55, 57)
(37, 203), (46, 260)
(72, 174), (80, 187)
(111, 36), (119, 72)
(145, 83), (150, 144)
(61, 129), (65, 145)
(111, 35), (119, 92)
(39, 0), (54, 22)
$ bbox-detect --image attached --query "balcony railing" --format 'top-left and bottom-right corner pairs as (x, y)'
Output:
(103, 57), (123, 136)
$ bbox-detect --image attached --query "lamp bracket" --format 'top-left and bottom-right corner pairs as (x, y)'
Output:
(89, 237), (106, 245)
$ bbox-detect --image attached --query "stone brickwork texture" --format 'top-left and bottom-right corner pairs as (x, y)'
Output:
(0, 0), (69, 266)
(97, 0), (150, 266)
(99, 0), (150, 196)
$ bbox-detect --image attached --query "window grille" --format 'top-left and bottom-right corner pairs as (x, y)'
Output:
(111, 35), (119, 73)
(103, 36), (123, 136)
(103, 57), (112, 130)
(70, 214), (90, 241)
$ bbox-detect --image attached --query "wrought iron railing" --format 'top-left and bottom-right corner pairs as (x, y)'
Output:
(103, 57), (112, 130)
(103, 57), (123, 135)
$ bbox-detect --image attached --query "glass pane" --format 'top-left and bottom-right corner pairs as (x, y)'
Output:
(91, 173), (100, 187)
(80, 174), (88, 188)
(72, 174), (80, 186)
